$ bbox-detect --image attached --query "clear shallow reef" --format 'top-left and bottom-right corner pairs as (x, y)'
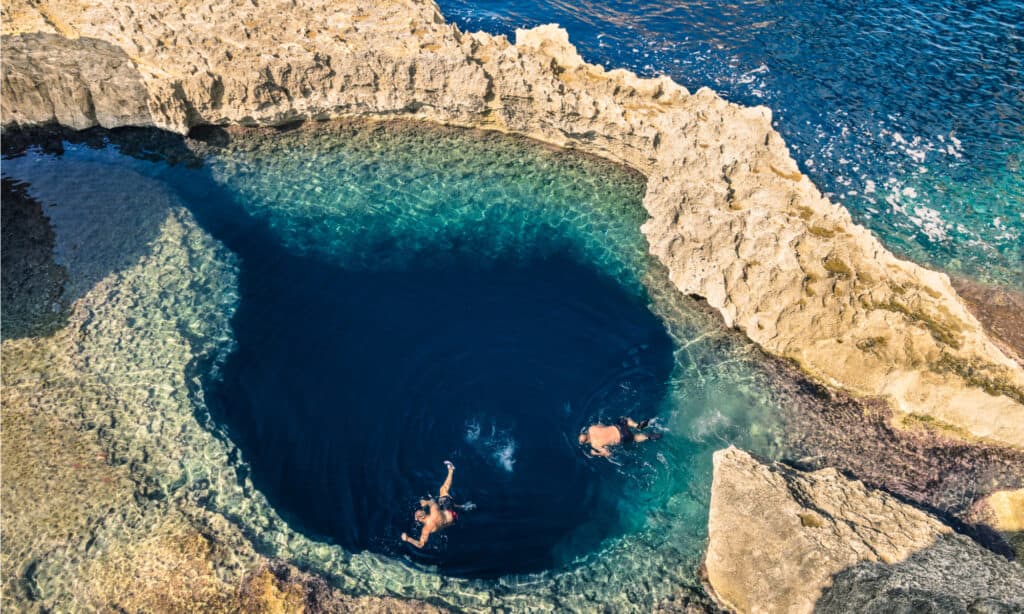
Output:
(438, 0), (1024, 289)
(3, 121), (1020, 610)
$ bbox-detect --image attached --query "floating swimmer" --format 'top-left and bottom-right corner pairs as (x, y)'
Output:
(579, 416), (661, 457)
(401, 460), (472, 548)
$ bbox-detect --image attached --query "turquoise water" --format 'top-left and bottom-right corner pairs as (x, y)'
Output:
(7, 119), (1021, 609)
(2, 121), (808, 608)
(439, 0), (1024, 288)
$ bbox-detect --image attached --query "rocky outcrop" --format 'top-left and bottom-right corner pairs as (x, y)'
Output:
(3, 0), (1023, 447)
(952, 276), (1024, 368)
(705, 447), (1024, 613)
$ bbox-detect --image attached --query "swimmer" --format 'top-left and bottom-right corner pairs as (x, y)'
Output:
(579, 416), (661, 457)
(401, 460), (461, 548)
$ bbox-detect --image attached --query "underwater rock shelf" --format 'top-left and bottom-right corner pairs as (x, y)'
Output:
(2, 0), (1024, 612)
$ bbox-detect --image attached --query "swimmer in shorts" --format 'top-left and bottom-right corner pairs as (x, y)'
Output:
(578, 417), (661, 457)
(402, 460), (461, 548)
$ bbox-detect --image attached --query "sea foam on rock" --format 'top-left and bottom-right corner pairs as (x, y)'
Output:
(3, 0), (1023, 447)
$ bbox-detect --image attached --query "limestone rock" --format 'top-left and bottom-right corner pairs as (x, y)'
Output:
(966, 489), (1024, 560)
(2, 33), (151, 129)
(705, 447), (1024, 613)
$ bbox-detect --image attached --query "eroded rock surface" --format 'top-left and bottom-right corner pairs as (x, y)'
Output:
(2, 0), (1023, 446)
(705, 447), (1024, 614)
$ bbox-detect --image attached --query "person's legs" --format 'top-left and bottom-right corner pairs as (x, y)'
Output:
(634, 433), (649, 443)
(439, 460), (455, 498)
(622, 417), (639, 428)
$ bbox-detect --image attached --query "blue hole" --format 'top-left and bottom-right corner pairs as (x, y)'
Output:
(210, 237), (674, 577)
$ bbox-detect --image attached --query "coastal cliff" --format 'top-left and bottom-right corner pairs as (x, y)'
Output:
(3, 0), (1024, 447)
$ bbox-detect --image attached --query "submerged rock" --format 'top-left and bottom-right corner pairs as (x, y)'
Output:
(705, 447), (1024, 613)
(2, 0), (1023, 447)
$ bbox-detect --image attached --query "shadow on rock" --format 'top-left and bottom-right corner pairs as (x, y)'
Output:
(2, 33), (152, 130)
(1, 178), (68, 339)
(0, 127), (209, 341)
(814, 534), (1024, 613)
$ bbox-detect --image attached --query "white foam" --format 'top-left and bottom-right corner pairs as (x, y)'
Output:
(465, 419), (481, 443)
(493, 439), (517, 473)
(909, 205), (950, 242)
(465, 418), (517, 472)
(691, 408), (730, 442)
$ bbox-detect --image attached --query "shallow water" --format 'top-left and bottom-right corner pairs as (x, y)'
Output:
(439, 0), (1024, 288)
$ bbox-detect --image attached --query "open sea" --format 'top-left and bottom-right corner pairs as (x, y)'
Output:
(440, 0), (1024, 289)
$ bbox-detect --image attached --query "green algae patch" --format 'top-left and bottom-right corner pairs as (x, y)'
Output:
(856, 336), (888, 354)
(863, 298), (963, 350)
(935, 354), (1024, 406)
(900, 413), (974, 440)
(822, 254), (852, 279)
(807, 225), (836, 239)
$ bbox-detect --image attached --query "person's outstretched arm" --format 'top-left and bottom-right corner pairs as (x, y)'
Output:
(402, 527), (431, 548)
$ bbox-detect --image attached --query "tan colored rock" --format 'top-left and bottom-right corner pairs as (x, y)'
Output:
(705, 447), (1024, 614)
(3, 0), (1022, 446)
(967, 489), (1024, 560)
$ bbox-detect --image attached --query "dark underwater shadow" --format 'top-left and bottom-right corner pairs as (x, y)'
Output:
(1, 126), (206, 342)
(1, 178), (68, 339)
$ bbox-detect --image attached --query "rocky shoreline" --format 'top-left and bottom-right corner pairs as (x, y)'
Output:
(3, 0), (1023, 611)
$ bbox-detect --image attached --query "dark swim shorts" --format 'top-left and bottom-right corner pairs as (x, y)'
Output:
(438, 496), (458, 522)
(615, 417), (635, 444)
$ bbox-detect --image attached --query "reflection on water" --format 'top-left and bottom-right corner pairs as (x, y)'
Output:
(439, 0), (1024, 287)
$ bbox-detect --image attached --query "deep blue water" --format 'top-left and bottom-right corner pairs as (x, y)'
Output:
(0, 124), (691, 581)
(211, 238), (674, 577)
(439, 0), (1024, 287)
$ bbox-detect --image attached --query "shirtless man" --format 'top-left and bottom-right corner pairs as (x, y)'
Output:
(401, 460), (459, 548)
(579, 417), (660, 457)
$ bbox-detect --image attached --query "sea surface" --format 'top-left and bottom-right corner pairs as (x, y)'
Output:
(439, 0), (1024, 289)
